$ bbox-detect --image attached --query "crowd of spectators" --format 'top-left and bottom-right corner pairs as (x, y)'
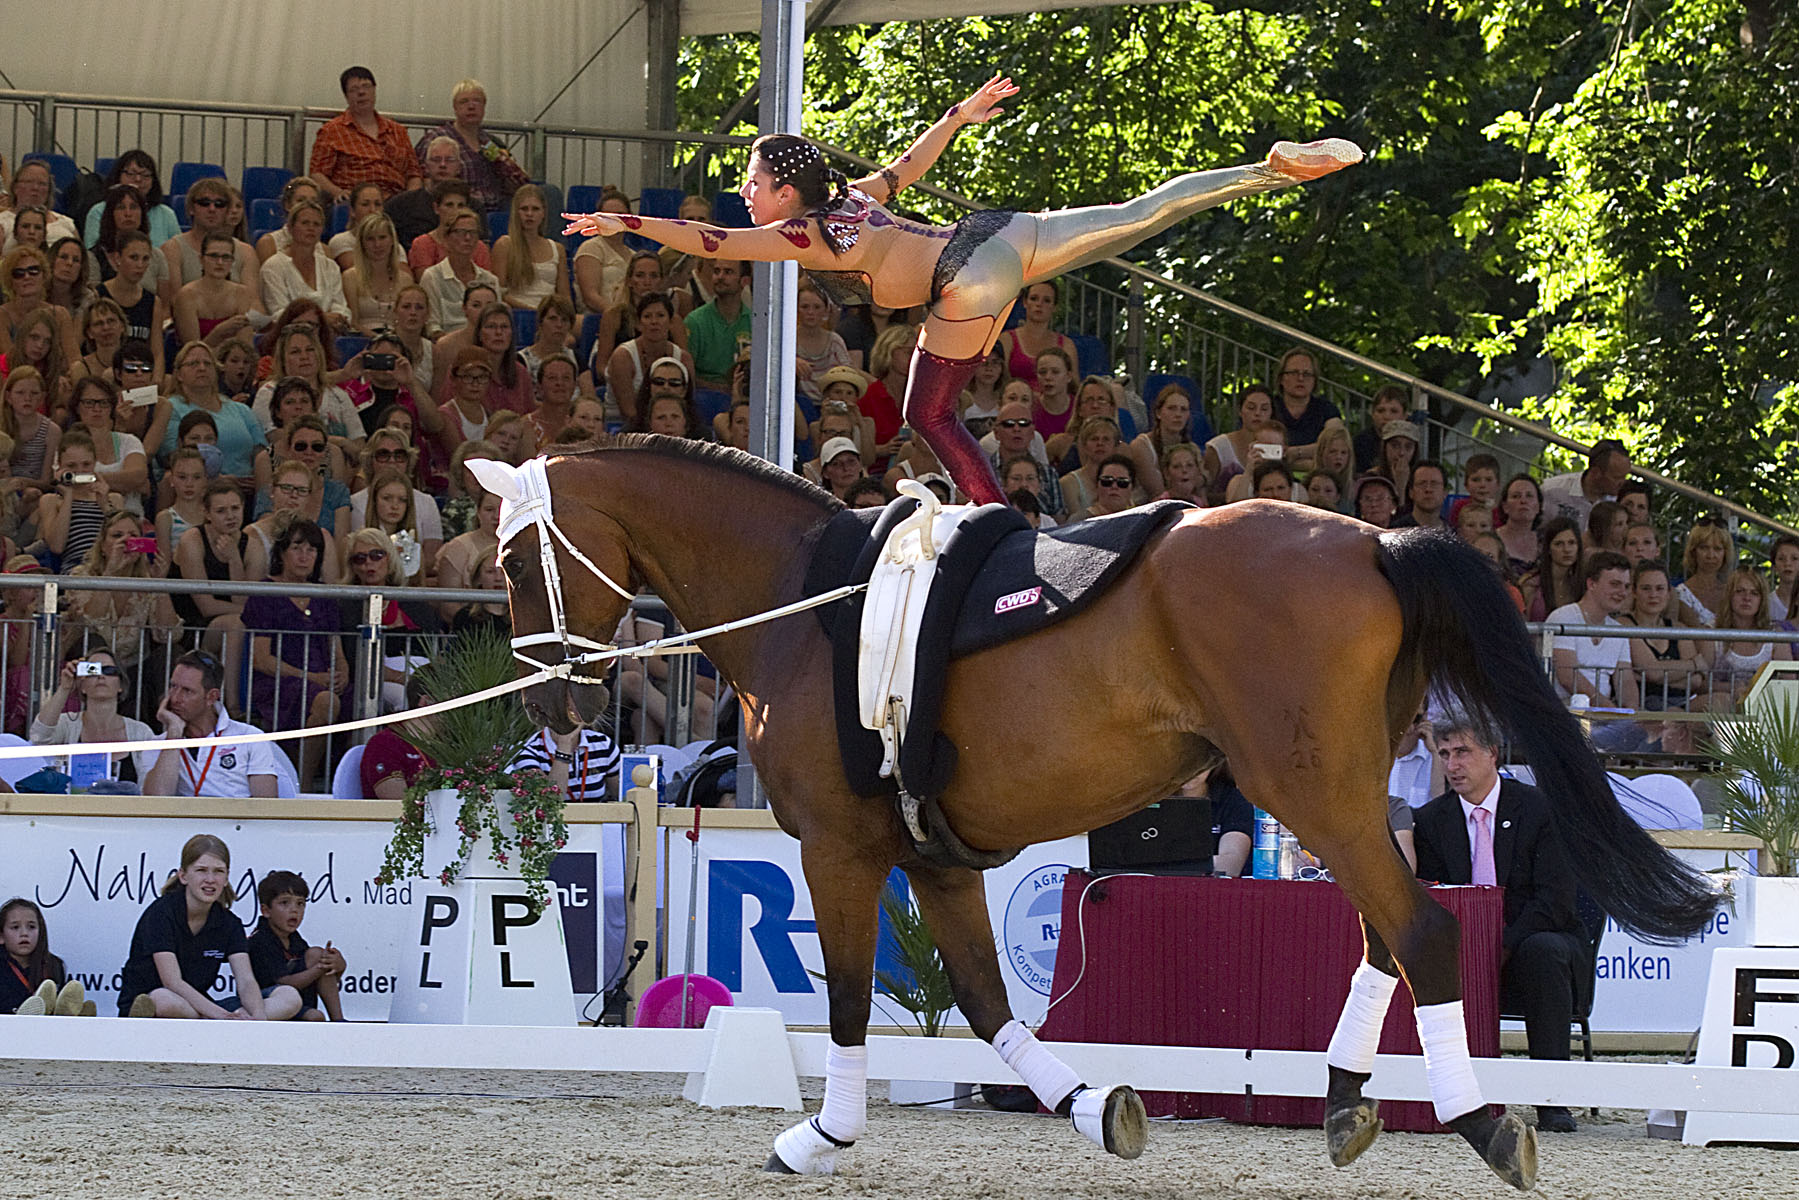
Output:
(0, 64), (1784, 805)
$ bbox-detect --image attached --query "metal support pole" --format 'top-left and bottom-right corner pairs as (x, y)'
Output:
(1126, 273), (1146, 397)
(35, 96), (56, 156)
(30, 581), (59, 722)
(354, 592), (384, 739)
(738, 0), (808, 810)
(643, 0), (682, 188)
(665, 617), (695, 747)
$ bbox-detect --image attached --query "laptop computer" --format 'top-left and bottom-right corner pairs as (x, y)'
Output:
(1087, 795), (1215, 876)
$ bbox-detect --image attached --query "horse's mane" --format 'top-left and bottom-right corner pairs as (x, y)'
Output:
(547, 434), (845, 513)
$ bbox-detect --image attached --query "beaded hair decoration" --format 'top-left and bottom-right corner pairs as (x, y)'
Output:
(762, 140), (822, 186)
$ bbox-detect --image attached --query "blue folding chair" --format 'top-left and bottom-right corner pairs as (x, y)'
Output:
(712, 192), (752, 229)
(1142, 372), (1211, 445)
(566, 184), (604, 214)
(641, 187), (684, 218)
(240, 166), (293, 204)
(250, 198), (284, 231)
(22, 153), (77, 194)
(169, 161), (226, 197)
(574, 313), (603, 373)
(1069, 334), (1111, 380)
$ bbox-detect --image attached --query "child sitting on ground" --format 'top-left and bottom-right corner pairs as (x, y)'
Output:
(247, 870), (347, 1022)
(2, 896), (91, 1015)
(118, 833), (302, 1020)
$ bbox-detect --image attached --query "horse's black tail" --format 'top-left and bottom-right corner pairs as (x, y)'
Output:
(1376, 527), (1721, 944)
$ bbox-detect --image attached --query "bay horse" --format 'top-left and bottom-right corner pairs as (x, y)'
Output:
(469, 438), (1718, 1189)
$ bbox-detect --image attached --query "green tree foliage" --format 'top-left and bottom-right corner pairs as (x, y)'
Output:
(678, 1), (1796, 517)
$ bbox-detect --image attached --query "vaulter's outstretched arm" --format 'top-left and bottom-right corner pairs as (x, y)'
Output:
(561, 210), (845, 268)
(852, 74), (1019, 204)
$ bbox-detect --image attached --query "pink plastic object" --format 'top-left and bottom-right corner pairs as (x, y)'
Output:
(634, 973), (733, 1028)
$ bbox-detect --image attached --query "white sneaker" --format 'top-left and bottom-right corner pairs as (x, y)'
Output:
(1268, 138), (1364, 181)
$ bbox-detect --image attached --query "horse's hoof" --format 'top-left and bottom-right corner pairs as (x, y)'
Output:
(1071, 1085), (1148, 1160)
(1483, 1112), (1539, 1191)
(769, 1117), (848, 1175)
(1324, 1100), (1383, 1167)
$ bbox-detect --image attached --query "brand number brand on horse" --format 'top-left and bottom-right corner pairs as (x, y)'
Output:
(994, 587), (1042, 615)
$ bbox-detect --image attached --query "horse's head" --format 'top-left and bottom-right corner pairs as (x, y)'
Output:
(469, 456), (634, 734)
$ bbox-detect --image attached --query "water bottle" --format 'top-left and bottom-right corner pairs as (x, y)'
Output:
(1278, 832), (1302, 880)
(1252, 808), (1281, 879)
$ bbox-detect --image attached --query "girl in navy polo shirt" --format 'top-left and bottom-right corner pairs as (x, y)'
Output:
(117, 834), (302, 1020)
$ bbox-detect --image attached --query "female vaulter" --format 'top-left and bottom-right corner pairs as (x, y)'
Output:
(564, 75), (1361, 505)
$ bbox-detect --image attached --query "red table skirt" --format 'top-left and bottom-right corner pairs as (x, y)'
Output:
(1037, 873), (1503, 1132)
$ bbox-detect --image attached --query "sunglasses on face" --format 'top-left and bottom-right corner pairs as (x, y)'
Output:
(11, 265), (42, 279)
(349, 549), (389, 566)
(999, 418), (1033, 430)
(1097, 475), (1132, 488)
(373, 448), (407, 461)
(202, 251), (235, 262)
(290, 439), (326, 452)
(191, 196), (228, 209)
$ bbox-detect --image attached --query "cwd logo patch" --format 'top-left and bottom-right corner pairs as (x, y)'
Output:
(1002, 864), (1067, 995)
(994, 586), (1042, 615)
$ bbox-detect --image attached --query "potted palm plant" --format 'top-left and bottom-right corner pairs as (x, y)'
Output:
(874, 880), (977, 1109)
(1711, 691), (1799, 945)
(375, 627), (569, 914)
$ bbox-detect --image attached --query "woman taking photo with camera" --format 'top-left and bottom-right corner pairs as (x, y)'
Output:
(31, 644), (158, 786)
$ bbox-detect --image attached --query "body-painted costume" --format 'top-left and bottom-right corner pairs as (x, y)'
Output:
(573, 119), (1360, 506)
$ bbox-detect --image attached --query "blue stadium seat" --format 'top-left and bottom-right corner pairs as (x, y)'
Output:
(712, 192), (751, 228)
(170, 195), (189, 229)
(94, 157), (116, 181)
(623, 232), (658, 253)
(241, 166), (293, 204)
(328, 204), (349, 236)
(563, 185), (605, 254)
(335, 334), (369, 364)
(1069, 334), (1110, 380)
(511, 308), (537, 348)
(575, 313), (603, 373)
(1141, 373), (1211, 445)
(1116, 410), (1138, 441)
(485, 209), (509, 241)
(250, 198), (284, 231)
(22, 153), (77, 194)
(169, 161), (226, 197)
(641, 187), (684, 218)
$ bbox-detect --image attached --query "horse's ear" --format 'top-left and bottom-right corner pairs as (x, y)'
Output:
(467, 457), (522, 503)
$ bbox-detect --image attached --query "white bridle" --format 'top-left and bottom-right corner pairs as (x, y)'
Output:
(469, 456), (633, 685)
(466, 453), (870, 694)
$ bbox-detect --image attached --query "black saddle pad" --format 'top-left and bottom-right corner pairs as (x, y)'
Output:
(803, 499), (1192, 658)
(804, 497), (1192, 804)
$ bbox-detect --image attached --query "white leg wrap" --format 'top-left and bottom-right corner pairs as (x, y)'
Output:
(818, 1043), (868, 1144)
(1327, 962), (1401, 1075)
(993, 1019), (1082, 1111)
(1415, 1001), (1485, 1123)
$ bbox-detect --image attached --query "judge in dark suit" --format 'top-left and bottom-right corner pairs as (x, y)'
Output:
(1414, 714), (1587, 1134)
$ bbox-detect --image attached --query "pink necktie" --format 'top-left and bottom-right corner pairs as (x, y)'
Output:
(1471, 807), (1497, 886)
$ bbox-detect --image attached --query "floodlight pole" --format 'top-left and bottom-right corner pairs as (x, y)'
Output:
(740, 0), (807, 809)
